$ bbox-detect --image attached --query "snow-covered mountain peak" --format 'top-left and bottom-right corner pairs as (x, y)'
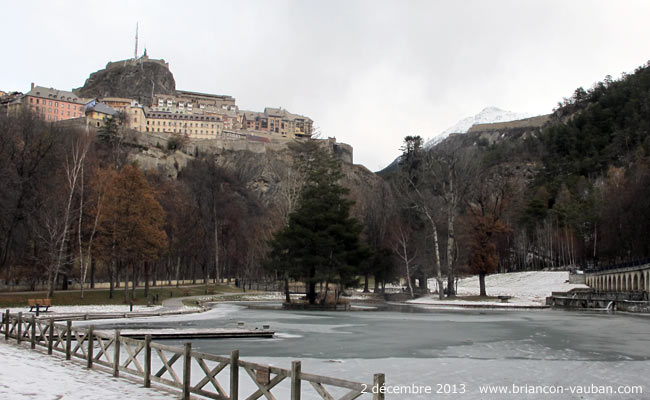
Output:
(424, 106), (536, 148)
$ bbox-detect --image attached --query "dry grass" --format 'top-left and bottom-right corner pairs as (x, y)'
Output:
(0, 284), (241, 308)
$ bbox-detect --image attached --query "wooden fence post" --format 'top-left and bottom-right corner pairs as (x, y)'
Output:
(17, 312), (22, 344)
(183, 342), (192, 400)
(65, 320), (72, 360)
(230, 349), (239, 400)
(144, 335), (152, 388)
(4, 310), (9, 340)
(113, 330), (121, 377)
(30, 314), (36, 349)
(87, 326), (94, 368)
(47, 319), (54, 354)
(373, 373), (385, 400)
(291, 361), (301, 400)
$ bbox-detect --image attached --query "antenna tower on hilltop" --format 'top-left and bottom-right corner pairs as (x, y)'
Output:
(134, 22), (139, 59)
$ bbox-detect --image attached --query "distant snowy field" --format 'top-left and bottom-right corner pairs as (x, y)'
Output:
(412, 271), (589, 307)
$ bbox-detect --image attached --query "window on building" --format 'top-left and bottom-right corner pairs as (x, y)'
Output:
(55, 102), (58, 107)
(134, 118), (137, 122)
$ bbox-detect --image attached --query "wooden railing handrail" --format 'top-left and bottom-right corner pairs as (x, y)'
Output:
(1, 310), (385, 400)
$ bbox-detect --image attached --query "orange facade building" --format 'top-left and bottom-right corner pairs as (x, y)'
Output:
(24, 85), (88, 121)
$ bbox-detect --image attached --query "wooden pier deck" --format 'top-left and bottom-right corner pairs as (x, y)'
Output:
(95, 327), (275, 340)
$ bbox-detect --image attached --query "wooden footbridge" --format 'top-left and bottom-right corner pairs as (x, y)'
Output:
(2, 310), (385, 399)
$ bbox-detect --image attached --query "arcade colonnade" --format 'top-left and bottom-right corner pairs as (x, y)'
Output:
(586, 267), (650, 292)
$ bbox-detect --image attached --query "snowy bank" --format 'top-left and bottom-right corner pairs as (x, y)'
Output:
(412, 271), (589, 307)
(0, 341), (173, 399)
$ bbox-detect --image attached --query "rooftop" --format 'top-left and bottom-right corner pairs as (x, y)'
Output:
(26, 86), (87, 104)
(175, 90), (235, 102)
(87, 102), (117, 116)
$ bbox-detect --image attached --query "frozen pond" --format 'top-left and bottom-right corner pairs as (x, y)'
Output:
(94, 303), (650, 399)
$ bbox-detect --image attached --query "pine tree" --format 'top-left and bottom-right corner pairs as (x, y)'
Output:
(266, 141), (368, 305)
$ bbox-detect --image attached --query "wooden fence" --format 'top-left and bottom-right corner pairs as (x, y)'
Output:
(1, 310), (384, 399)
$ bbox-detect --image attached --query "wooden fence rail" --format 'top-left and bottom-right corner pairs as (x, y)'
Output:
(1, 310), (385, 400)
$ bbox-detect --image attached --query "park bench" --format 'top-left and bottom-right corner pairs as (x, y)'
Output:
(498, 295), (512, 303)
(28, 298), (51, 313)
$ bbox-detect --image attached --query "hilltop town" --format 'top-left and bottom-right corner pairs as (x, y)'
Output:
(0, 51), (314, 147)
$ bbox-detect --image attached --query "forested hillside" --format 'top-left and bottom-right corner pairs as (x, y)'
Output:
(383, 60), (650, 297)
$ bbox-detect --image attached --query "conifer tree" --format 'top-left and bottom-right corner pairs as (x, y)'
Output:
(266, 141), (368, 305)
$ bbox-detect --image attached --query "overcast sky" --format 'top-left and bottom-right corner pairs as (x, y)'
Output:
(3, 0), (650, 170)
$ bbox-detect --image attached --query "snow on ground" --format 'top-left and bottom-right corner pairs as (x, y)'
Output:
(74, 302), (242, 325)
(242, 356), (650, 400)
(6, 304), (166, 315)
(231, 292), (303, 301)
(0, 341), (174, 400)
(411, 271), (589, 307)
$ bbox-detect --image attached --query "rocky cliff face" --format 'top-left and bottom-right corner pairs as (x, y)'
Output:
(75, 60), (175, 105)
(129, 134), (383, 218)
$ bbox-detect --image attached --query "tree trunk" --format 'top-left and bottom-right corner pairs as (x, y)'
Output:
(144, 261), (150, 299)
(308, 281), (317, 304)
(321, 281), (330, 305)
(123, 261), (130, 303)
(131, 263), (137, 300)
(175, 256), (181, 287)
(308, 266), (317, 304)
(108, 261), (114, 299)
(152, 261), (157, 287)
(446, 191), (456, 296)
(479, 272), (487, 297)
(213, 207), (220, 284)
(405, 261), (414, 299)
(430, 218), (444, 299)
(284, 276), (291, 304)
(90, 258), (95, 289)
(363, 273), (369, 293)
(203, 262), (209, 286)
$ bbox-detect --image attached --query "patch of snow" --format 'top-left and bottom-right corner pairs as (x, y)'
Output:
(424, 106), (535, 148)
(5, 304), (165, 315)
(412, 271), (588, 307)
(233, 292), (303, 301)
(241, 356), (650, 399)
(0, 341), (173, 399)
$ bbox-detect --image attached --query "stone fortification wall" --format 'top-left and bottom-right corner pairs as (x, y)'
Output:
(467, 114), (550, 133)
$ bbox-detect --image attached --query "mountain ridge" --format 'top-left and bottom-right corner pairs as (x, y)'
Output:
(424, 106), (536, 148)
